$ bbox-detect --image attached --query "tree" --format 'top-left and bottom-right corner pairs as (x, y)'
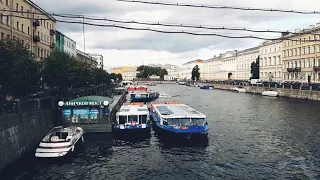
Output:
(250, 55), (260, 79)
(191, 65), (200, 81)
(0, 38), (40, 97)
(136, 66), (168, 80)
(42, 51), (75, 89)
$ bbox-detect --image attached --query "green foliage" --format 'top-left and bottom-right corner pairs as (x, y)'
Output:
(42, 51), (112, 89)
(191, 65), (200, 81)
(0, 38), (40, 97)
(136, 65), (168, 80)
(250, 55), (260, 79)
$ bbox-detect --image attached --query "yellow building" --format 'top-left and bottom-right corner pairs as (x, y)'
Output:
(111, 66), (136, 74)
(111, 66), (137, 80)
(282, 24), (320, 83)
(0, 0), (56, 61)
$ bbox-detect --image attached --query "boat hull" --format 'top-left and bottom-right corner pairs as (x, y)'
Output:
(151, 112), (208, 140)
(35, 134), (84, 158)
(262, 91), (278, 97)
(112, 124), (151, 137)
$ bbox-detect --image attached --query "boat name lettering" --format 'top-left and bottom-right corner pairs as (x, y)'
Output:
(65, 101), (101, 106)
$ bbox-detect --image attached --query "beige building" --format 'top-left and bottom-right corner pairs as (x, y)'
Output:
(260, 40), (283, 82)
(181, 59), (205, 80)
(282, 24), (320, 83)
(220, 51), (237, 80)
(0, 0), (56, 61)
(236, 46), (260, 80)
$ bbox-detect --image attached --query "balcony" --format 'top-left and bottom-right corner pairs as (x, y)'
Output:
(33, 20), (40, 26)
(50, 29), (55, 35)
(313, 66), (320, 71)
(287, 67), (301, 72)
(33, 36), (40, 42)
(50, 42), (55, 48)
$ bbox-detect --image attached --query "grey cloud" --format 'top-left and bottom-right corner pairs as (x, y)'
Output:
(32, 0), (320, 54)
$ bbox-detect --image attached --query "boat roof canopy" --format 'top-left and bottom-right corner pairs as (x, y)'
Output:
(152, 103), (206, 119)
(117, 103), (149, 116)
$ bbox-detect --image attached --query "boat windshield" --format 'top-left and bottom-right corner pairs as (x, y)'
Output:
(139, 115), (147, 124)
(179, 118), (193, 126)
(167, 118), (179, 126)
(128, 115), (138, 123)
(166, 118), (206, 126)
(192, 118), (206, 126)
(119, 116), (127, 124)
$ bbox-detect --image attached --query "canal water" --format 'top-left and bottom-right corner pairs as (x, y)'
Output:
(1, 84), (320, 180)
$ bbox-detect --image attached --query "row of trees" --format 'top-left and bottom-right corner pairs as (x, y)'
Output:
(136, 65), (168, 80)
(0, 38), (121, 97)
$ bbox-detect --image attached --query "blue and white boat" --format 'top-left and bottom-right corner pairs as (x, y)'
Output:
(127, 86), (159, 102)
(113, 103), (151, 134)
(200, 85), (214, 90)
(150, 102), (209, 139)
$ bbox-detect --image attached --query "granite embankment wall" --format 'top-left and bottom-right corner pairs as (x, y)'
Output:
(0, 110), (55, 170)
(206, 83), (320, 101)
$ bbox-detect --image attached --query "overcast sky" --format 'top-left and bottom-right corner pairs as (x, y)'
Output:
(33, 0), (320, 69)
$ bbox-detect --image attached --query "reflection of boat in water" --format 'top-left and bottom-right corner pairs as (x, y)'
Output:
(150, 102), (209, 140)
(231, 87), (246, 93)
(262, 90), (278, 97)
(113, 103), (151, 135)
(200, 85), (214, 90)
(35, 126), (84, 158)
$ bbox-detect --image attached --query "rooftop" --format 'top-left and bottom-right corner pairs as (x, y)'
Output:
(117, 103), (149, 115)
(152, 103), (206, 118)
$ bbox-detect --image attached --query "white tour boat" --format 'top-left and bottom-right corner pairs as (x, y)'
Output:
(262, 90), (278, 97)
(35, 126), (85, 158)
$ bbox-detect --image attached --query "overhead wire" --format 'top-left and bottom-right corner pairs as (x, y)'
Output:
(0, 9), (318, 35)
(113, 0), (320, 14)
(1, 11), (320, 41)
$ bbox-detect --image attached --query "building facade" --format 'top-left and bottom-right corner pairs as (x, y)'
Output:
(0, 0), (56, 61)
(76, 49), (98, 68)
(260, 40), (283, 82)
(181, 59), (204, 80)
(202, 55), (222, 80)
(236, 46), (260, 80)
(64, 35), (76, 56)
(282, 24), (320, 83)
(220, 51), (237, 80)
(122, 70), (138, 81)
(55, 30), (64, 52)
(90, 54), (104, 69)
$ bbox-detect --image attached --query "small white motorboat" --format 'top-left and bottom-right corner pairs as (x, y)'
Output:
(231, 87), (247, 93)
(35, 126), (84, 158)
(262, 90), (278, 97)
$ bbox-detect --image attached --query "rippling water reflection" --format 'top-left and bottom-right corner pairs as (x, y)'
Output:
(1, 84), (320, 180)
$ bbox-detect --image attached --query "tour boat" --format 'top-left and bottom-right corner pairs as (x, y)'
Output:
(113, 103), (151, 134)
(262, 90), (278, 97)
(200, 85), (214, 90)
(35, 126), (84, 158)
(150, 102), (209, 140)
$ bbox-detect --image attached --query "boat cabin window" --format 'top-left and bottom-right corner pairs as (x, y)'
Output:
(192, 118), (205, 126)
(139, 115), (147, 124)
(179, 118), (193, 126)
(128, 115), (138, 123)
(167, 118), (179, 126)
(119, 116), (127, 124)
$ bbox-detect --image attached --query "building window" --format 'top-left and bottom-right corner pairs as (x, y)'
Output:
(308, 47), (311, 54)
(27, 27), (29, 35)
(5, 16), (9, 25)
(21, 24), (23, 32)
(21, 6), (23, 14)
(5, 0), (8, 6)
(1, 33), (4, 39)
(0, 14), (3, 24)
(16, 3), (18, 11)
(16, 21), (19, 30)
(27, 10), (30, 18)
